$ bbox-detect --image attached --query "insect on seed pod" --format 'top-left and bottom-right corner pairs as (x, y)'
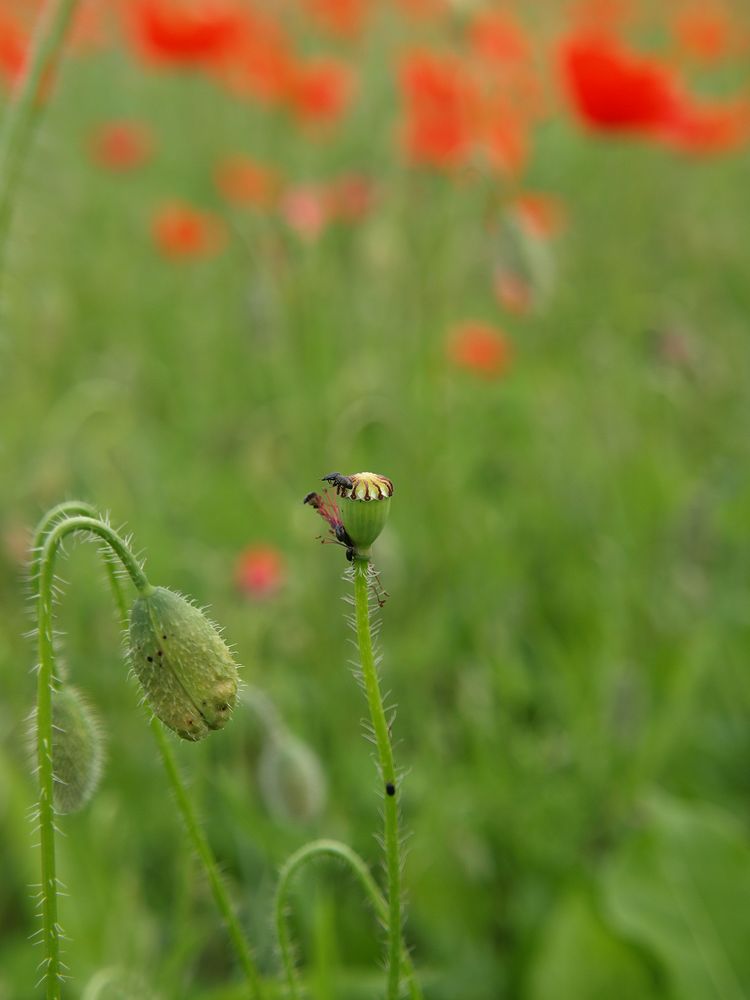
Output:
(128, 586), (239, 741)
(336, 471), (393, 558)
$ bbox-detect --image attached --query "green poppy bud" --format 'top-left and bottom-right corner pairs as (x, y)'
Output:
(258, 730), (327, 825)
(128, 587), (239, 742)
(29, 686), (105, 814)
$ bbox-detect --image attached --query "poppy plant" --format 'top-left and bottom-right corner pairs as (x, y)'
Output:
(287, 58), (355, 127)
(129, 0), (243, 68)
(448, 321), (513, 378)
(89, 120), (153, 171)
(152, 200), (226, 258)
(234, 544), (285, 599)
(215, 155), (278, 207)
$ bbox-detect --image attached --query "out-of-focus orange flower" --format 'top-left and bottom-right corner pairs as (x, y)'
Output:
(215, 155), (278, 206)
(0, 12), (26, 88)
(666, 96), (750, 155)
(89, 120), (153, 171)
(569, 0), (636, 31)
(469, 11), (530, 65)
(400, 49), (478, 168)
(493, 269), (533, 315)
(280, 185), (329, 241)
(130, 0), (243, 67)
(234, 544), (284, 599)
(513, 192), (567, 238)
(305, 0), (369, 38)
(287, 58), (355, 125)
(448, 322), (512, 378)
(213, 9), (292, 103)
(152, 201), (226, 258)
(559, 31), (681, 133)
(484, 105), (529, 175)
(674, 5), (732, 64)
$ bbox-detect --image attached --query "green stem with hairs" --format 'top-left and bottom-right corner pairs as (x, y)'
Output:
(275, 839), (421, 1000)
(33, 510), (264, 999)
(0, 0), (80, 276)
(352, 558), (404, 1000)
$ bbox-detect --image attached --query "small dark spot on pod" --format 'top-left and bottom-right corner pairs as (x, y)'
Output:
(147, 656), (153, 663)
(162, 634), (167, 640)
(386, 782), (395, 796)
(157, 650), (163, 657)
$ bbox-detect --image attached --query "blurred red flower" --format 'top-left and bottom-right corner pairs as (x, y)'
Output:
(469, 11), (530, 65)
(215, 155), (278, 206)
(559, 31), (682, 133)
(0, 12), (26, 88)
(89, 121), (153, 171)
(287, 58), (355, 126)
(448, 322), (512, 378)
(234, 544), (284, 599)
(674, 6), (732, 64)
(213, 9), (292, 103)
(400, 49), (478, 167)
(280, 185), (329, 241)
(560, 29), (750, 154)
(305, 0), (369, 38)
(152, 201), (226, 258)
(130, 0), (243, 67)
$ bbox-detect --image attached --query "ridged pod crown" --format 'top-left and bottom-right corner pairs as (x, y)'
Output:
(29, 686), (105, 814)
(338, 472), (393, 555)
(128, 586), (239, 742)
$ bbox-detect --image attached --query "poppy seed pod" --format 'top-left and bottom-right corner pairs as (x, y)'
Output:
(338, 472), (393, 557)
(29, 686), (105, 814)
(128, 587), (239, 742)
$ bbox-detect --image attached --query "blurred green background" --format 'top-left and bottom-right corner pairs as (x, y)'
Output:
(2, 2), (750, 998)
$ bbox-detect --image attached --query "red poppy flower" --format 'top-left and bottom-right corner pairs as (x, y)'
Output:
(152, 201), (226, 258)
(130, 0), (243, 67)
(280, 185), (329, 241)
(666, 96), (750, 155)
(559, 31), (682, 133)
(400, 49), (478, 167)
(215, 155), (278, 206)
(287, 58), (355, 126)
(89, 121), (153, 171)
(304, 0), (369, 38)
(213, 9), (292, 103)
(234, 544), (284, 599)
(0, 12), (26, 89)
(469, 11), (530, 65)
(674, 6), (732, 64)
(448, 322), (512, 378)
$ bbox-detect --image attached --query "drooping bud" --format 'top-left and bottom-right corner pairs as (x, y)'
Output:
(128, 586), (239, 742)
(29, 686), (105, 814)
(258, 729), (327, 825)
(337, 472), (393, 558)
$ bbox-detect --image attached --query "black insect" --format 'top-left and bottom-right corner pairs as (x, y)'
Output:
(303, 491), (319, 506)
(386, 782), (395, 797)
(321, 472), (354, 495)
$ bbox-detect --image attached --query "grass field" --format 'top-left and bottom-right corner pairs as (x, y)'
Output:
(2, 2), (750, 998)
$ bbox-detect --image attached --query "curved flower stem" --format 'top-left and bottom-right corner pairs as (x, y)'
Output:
(275, 839), (421, 1000)
(0, 0), (80, 277)
(352, 558), (403, 1000)
(33, 512), (264, 1000)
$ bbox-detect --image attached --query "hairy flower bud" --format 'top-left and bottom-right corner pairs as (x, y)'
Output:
(258, 730), (327, 825)
(29, 686), (105, 814)
(128, 586), (238, 742)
